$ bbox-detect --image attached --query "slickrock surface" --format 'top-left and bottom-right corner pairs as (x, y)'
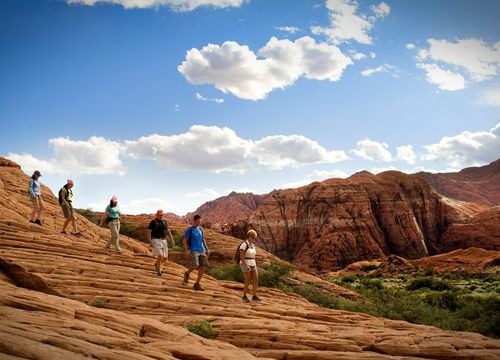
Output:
(414, 159), (500, 206)
(1, 157), (500, 360)
(411, 247), (500, 272)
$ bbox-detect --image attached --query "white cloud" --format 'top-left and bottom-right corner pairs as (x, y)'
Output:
(8, 136), (125, 176)
(480, 87), (500, 107)
(185, 188), (220, 199)
(369, 51), (376, 58)
(274, 26), (300, 34)
(361, 63), (399, 77)
(65, 0), (246, 11)
(371, 2), (390, 19)
(125, 125), (252, 173)
(281, 169), (348, 189)
(418, 38), (500, 82)
(352, 139), (393, 161)
(311, 0), (389, 45)
(174, 104), (181, 111)
(417, 63), (465, 91)
(348, 49), (366, 60)
(406, 43), (415, 50)
(370, 165), (398, 174)
(195, 92), (224, 103)
(124, 125), (349, 172)
(422, 123), (500, 169)
(178, 36), (352, 100)
(253, 135), (349, 169)
(396, 144), (417, 164)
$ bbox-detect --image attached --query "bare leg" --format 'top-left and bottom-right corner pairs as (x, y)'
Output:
(71, 216), (78, 232)
(156, 256), (163, 272)
(251, 268), (259, 296)
(62, 218), (71, 232)
(243, 271), (251, 297)
(195, 266), (205, 284)
(37, 196), (45, 220)
(30, 198), (39, 221)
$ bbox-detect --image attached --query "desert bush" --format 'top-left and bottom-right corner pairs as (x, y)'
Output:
(360, 278), (384, 290)
(407, 276), (454, 291)
(423, 267), (436, 276)
(208, 264), (244, 283)
(75, 208), (100, 224)
(361, 264), (378, 272)
(88, 297), (109, 308)
(185, 319), (214, 338)
(259, 260), (293, 288)
(341, 275), (359, 283)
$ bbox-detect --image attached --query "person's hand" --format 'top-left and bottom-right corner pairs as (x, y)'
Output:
(184, 250), (190, 260)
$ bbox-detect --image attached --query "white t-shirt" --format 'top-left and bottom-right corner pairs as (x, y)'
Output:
(239, 241), (257, 267)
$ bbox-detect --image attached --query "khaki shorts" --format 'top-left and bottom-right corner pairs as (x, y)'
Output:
(191, 251), (208, 267)
(152, 238), (168, 257)
(240, 262), (257, 273)
(61, 203), (74, 219)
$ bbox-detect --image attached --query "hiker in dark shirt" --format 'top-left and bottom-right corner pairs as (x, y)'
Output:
(147, 209), (175, 276)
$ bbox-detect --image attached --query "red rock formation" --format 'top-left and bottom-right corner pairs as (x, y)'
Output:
(244, 171), (485, 271)
(437, 206), (500, 253)
(184, 191), (263, 226)
(414, 159), (500, 205)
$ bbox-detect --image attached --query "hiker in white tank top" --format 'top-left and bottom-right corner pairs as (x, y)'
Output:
(239, 229), (261, 303)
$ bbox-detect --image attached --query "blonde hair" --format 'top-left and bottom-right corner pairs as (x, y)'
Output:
(246, 229), (257, 239)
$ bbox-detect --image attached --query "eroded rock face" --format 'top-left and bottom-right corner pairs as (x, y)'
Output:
(244, 171), (477, 271)
(414, 159), (500, 206)
(184, 192), (263, 226)
(2, 156), (500, 359)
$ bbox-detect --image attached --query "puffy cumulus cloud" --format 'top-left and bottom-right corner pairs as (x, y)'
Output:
(371, 2), (390, 19)
(406, 43), (416, 50)
(352, 139), (393, 162)
(8, 136), (126, 176)
(178, 36), (352, 100)
(360, 63), (400, 77)
(274, 26), (300, 34)
(311, 0), (389, 45)
(253, 135), (349, 169)
(125, 125), (252, 173)
(65, 0), (246, 11)
(124, 125), (349, 172)
(417, 63), (465, 91)
(195, 92), (224, 103)
(396, 144), (417, 164)
(422, 123), (500, 169)
(281, 169), (348, 189)
(348, 49), (366, 60)
(418, 38), (500, 82)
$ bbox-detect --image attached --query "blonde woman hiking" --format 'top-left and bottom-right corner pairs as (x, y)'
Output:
(28, 170), (45, 225)
(100, 196), (121, 254)
(239, 229), (261, 303)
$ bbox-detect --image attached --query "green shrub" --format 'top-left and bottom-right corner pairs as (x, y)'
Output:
(185, 319), (214, 338)
(361, 264), (378, 272)
(208, 264), (244, 283)
(172, 233), (185, 251)
(75, 208), (100, 224)
(423, 291), (460, 311)
(259, 260), (293, 288)
(341, 275), (359, 283)
(88, 297), (108, 308)
(424, 267), (436, 276)
(360, 278), (384, 290)
(407, 276), (454, 291)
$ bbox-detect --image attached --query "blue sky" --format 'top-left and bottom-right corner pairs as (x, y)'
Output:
(1, 0), (499, 215)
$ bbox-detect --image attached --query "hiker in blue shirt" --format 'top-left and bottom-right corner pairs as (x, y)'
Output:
(182, 215), (210, 291)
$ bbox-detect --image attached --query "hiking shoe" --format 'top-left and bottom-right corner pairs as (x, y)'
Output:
(242, 295), (250, 303)
(252, 295), (262, 302)
(29, 220), (35, 224)
(34, 219), (42, 225)
(72, 231), (82, 237)
(60, 230), (67, 235)
(182, 271), (190, 285)
(193, 283), (205, 291)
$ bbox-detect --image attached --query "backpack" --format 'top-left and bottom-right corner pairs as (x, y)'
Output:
(58, 186), (68, 205)
(234, 241), (250, 264)
(187, 226), (203, 248)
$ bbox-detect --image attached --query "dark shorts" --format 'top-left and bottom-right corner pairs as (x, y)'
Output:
(191, 251), (209, 267)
